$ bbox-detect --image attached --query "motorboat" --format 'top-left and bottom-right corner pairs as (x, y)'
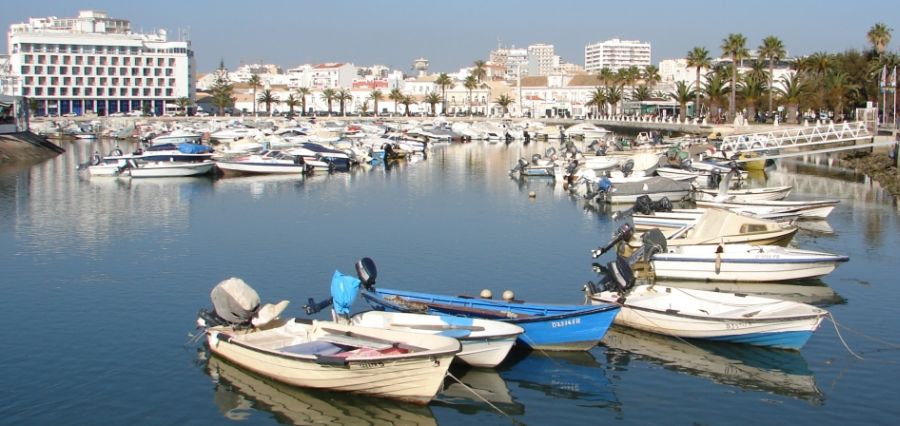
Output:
(196, 277), (460, 404)
(361, 287), (620, 351)
(210, 127), (262, 141)
(695, 199), (839, 220)
(350, 311), (523, 368)
(215, 150), (309, 175)
(585, 258), (828, 350)
(288, 142), (353, 169)
(631, 209), (799, 234)
(630, 208), (798, 247)
(150, 129), (202, 146)
(695, 185), (793, 202)
(84, 147), (132, 176)
(138, 142), (215, 163)
(592, 176), (694, 203)
(127, 159), (216, 178)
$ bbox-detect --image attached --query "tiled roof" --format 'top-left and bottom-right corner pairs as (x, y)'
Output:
(567, 74), (603, 87)
(520, 76), (547, 87)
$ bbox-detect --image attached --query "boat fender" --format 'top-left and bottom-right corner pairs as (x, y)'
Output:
(715, 244), (724, 274)
(480, 289), (493, 299)
(502, 290), (515, 301)
(90, 153), (101, 165)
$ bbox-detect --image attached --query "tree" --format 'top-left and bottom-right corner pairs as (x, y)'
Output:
(321, 88), (336, 116)
(775, 73), (806, 124)
(721, 33), (749, 121)
(686, 47), (711, 118)
(494, 94), (513, 116)
(631, 85), (652, 102)
(703, 72), (730, 123)
(247, 74), (261, 116)
(425, 92), (442, 116)
(643, 65), (661, 89)
(337, 88), (352, 116)
(758, 36), (786, 118)
(472, 60), (487, 82)
(464, 75), (478, 115)
(284, 94), (300, 116)
(738, 74), (766, 122)
(823, 70), (858, 120)
(175, 96), (192, 115)
(296, 87), (311, 116)
(598, 67), (616, 90)
(606, 86), (623, 116)
(360, 100), (369, 116)
(210, 63), (235, 115)
(256, 89), (278, 116)
(369, 89), (383, 116)
(669, 81), (695, 122)
(586, 87), (608, 117)
(867, 23), (893, 56)
(435, 73), (453, 115)
(400, 95), (413, 116)
(388, 88), (403, 115)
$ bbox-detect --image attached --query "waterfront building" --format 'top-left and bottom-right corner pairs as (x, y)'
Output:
(5, 10), (195, 116)
(489, 46), (529, 81)
(527, 43), (557, 77)
(584, 38), (651, 73)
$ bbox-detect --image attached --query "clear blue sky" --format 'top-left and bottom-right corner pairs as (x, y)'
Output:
(5, 0), (898, 73)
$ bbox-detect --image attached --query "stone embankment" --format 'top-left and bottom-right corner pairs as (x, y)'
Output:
(0, 132), (65, 166)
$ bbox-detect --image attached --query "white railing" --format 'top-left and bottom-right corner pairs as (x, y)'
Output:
(720, 121), (871, 153)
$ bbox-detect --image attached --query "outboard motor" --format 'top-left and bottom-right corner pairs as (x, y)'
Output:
(510, 157), (529, 175)
(523, 131), (531, 144)
(633, 194), (654, 215)
(708, 168), (722, 189)
(653, 196), (673, 212)
(621, 159), (635, 178)
(531, 153), (542, 165)
(356, 257), (377, 291)
(680, 158), (693, 171)
(200, 277), (261, 327)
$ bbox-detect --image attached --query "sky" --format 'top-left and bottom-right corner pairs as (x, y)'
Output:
(4, 0), (898, 73)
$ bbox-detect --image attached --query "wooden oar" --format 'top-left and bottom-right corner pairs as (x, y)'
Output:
(388, 323), (486, 332)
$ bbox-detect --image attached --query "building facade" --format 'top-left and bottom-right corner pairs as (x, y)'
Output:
(527, 43), (556, 77)
(5, 10), (195, 116)
(584, 38), (651, 73)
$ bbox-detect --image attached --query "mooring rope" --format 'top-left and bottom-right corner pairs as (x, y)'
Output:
(826, 313), (865, 360)
(446, 372), (517, 423)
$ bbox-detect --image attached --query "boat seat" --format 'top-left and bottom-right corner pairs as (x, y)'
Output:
(436, 329), (471, 339)
(280, 341), (344, 356)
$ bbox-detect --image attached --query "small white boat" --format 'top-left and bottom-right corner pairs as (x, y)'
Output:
(632, 209), (799, 234)
(197, 278), (460, 404)
(598, 176), (694, 203)
(695, 199), (839, 220)
(350, 311), (523, 368)
(86, 153), (132, 176)
(586, 266), (828, 350)
(630, 208), (798, 247)
(215, 150), (308, 175)
(151, 129), (202, 146)
(128, 159), (216, 178)
(695, 185), (792, 202)
(651, 243), (849, 282)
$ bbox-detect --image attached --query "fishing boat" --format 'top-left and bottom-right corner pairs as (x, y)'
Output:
(595, 176), (694, 203)
(350, 311), (523, 368)
(361, 287), (620, 351)
(695, 199), (839, 220)
(694, 185), (792, 202)
(585, 258), (828, 350)
(632, 209), (800, 234)
(196, 277), (460, 404)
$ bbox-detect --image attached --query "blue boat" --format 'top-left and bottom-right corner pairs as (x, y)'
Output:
(361, 287), (620, 351)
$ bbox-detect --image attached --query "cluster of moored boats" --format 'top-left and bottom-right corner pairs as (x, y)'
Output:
(186, 121), (848, 406)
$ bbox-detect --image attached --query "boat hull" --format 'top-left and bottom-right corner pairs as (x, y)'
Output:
(651, 246), (848, 282)
(129, 161), (215, 178)
(695, 186), (792, 202)
(216, 161), (306, 175)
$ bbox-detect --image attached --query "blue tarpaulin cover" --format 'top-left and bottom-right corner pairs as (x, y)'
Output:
(178, 143), (213, 154)
(330, 270), (360, 316)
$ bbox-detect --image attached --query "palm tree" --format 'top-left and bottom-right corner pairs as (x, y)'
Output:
(321, 88), (336, 116)
(721, 33), (749, 121)
(494, 94), (513, 116)
(337, 88), (352, 116)
(669, 81), (695, 122)
(435, 73), (453, 115)
(867, 23), (893, 56)
(256, 89), (278, 116)
(686, 47), (711, 118)
(631, 85), (652, 102)
(284, 94), (300, 116)
(464, 75), (478, 116)
(388, 88), (403, 115)
(175, 96), (191, 115)
(823, 70), (858, 120)
(598, 67), (616, 90)
(807, 52), (833, 77)
(296, 87), (311, 116)
(472, 60), (488, 82)
(400, 95), (413, 116)
(775, 73), (806, 123)
(738, 74), (766, 122)
(643, 65), (661, 89)
(247, 74), (261, 116)
(606, 86), (623, 116)
(758, 36), (786, 118)
(703, 72), (730, 123)
(586, 87), (608, 117)
(425, 92), (442, 116)
(369, 89), (383, 116)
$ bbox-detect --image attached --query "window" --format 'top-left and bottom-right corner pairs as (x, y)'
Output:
(111, 57), (118, 65)
(143, 88), (150, 96)
(168, 58), (175, 67)
(154, 88), (162, 96)
(111, 78), (119, 86)
(21, 65), (30, 74)
(47, 66), (56, 74)
(62, 77), (71, 85)
(87, 57), (95, 65)
(34, 66), (43, 75)
(60, 87), (68, 96)
(99, 57), (107, 65)
(75, 77), (83, 85)
(24, 76), (33, 85)
(50, 55), (58, 64)
(37, 77), (46, 85)
(131, 88), (139, 96)
(35, 87), (43, 96)
(37, 55), (46, 64)
(59, 67), (68, 75)
(72, 88), (80, 96)
(48, 87), (56, 96)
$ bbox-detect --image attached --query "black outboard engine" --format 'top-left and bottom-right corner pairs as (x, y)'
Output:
(602, 255), (636, 294)
(653, 196), (673, 212)
(531, 153), (542, 165)
(356, 257), (377, 291)
(708, 168), (722, 189)
(523, 131), (531, 144)
(633, 195), (654, 215)
(621, 159), (635, 177)
(680, 158), (693, 171)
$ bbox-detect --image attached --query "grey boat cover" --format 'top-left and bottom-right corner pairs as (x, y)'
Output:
(210, 277), (260, 324)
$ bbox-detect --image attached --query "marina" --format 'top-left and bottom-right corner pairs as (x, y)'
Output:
(1, 127), (899, 424)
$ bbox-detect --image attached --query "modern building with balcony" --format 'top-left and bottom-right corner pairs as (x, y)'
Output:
(5, 10), (195, 116)
(584, 38), (651, 73)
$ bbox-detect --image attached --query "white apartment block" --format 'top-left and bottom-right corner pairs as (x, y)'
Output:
(6, 10), (195, 116)
(490, 46), (529, 81)
(584, 38), (651, 73)
(527, 43), (556, 77)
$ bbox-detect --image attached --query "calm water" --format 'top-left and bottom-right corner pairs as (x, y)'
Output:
(1, 138), (899, 425)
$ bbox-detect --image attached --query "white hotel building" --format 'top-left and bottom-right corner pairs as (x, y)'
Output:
(5, 10), (194, 116)
(584, 38), (651, 73)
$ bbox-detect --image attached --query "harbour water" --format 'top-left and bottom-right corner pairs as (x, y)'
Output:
(1, 138), (899, 425)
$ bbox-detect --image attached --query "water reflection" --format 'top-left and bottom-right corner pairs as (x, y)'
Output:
(602, 327), (823, 404)
(650, 279), (846, 306)
(498, 350), (619, 407)
(203, 353), (437, 425)
(435, 366), (523, 415)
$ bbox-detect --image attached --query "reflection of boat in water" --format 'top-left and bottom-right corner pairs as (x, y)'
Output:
(651, 279), (845, 306)
(204, 354), (437, 425)
(498, 350), (619, 406)
(435, 366), (524, 415)
(602, 327), (823, 403)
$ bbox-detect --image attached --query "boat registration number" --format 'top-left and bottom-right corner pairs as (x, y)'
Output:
(725, 322), (751, 330)
(551, 318), (581, 328)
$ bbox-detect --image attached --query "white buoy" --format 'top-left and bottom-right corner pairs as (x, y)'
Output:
(480, 289), (493, 299)
(528, 191), (536, 198)
(502, 290), (515, 301)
